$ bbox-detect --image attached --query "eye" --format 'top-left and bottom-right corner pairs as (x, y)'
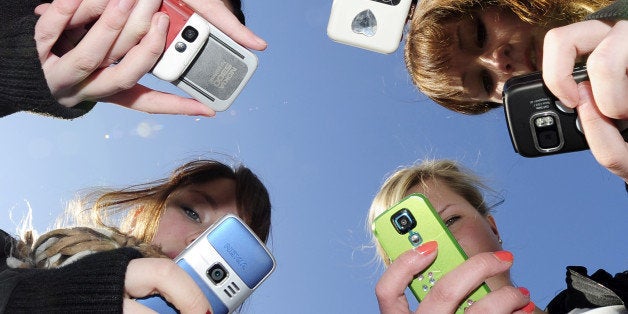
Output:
(444, 215), (461, 228)
(476, 18), (487, 48)
(181, 206), (201, 223)
(481, 70), (494, 95)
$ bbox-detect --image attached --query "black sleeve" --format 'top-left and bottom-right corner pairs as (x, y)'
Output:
(0, 229), (18, 273)
(0, 0), (95, 119)
(545, 266), (628, 313)
(586, 0), (628, 21)
(0, 245), (143, 314)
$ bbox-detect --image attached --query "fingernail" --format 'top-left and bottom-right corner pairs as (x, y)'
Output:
(256, 37), (268, 48)
(522, 301), (535, 313)
(415, 241), (437, 255)
(157, 14), (169, 33)
(518, 287), (530, 297)
(493, 250), (513, 263)
(577, 81), (591, 102)
(206, 310), (212, 314)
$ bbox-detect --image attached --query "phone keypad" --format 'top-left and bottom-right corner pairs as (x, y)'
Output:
(417, 271), (477, 312)
(418, 271), (437, 292)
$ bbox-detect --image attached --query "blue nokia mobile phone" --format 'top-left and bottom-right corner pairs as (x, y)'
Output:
(137, 214), (276, 314)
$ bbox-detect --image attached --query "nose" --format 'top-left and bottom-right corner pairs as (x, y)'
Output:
(479, 43), (513, 74)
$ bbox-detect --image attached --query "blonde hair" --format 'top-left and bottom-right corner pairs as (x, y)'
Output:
(8, 159), (272, 269)
(67, 159), (271, 244)
(405, 0), (612, 114)
(367, 159), (496, 264)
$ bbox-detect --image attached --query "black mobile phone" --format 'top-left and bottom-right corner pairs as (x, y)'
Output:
(503, 66), (628, 157)
(503, 66), (589, 157)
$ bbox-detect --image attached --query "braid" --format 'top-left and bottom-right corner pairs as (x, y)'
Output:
(8, 227), (166, 269)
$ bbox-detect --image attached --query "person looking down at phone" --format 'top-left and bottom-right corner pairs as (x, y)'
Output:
(367, 159), (628, 313)
(1, 0), (266, 119)
(404, 0), (628, 184)
(405, 0), (618, 112)
(0, 158), (272, 313)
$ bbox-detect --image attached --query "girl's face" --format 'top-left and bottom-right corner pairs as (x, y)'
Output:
(444, 6), (548, 103)
(406, 179), (510, 288)
(152, 178), (239, 258)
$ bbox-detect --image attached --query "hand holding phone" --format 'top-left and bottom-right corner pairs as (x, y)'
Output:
(503, 65), (628, 157)
(327, 0), (414, 54)
(372, 194), (490, 313)
(137, 215), (275, 314)
(124, 258), (213, 313)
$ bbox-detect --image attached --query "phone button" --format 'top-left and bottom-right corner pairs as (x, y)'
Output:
(555, 100), (574, 114)
(575, 116), (584, 134)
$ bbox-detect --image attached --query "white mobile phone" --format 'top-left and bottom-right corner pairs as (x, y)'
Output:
(153, 0), (258, 112)
(327, 0), (414, 54)
(137, 215), (276, 314)
(173, 23), (259, 112)
(152, 0), (211, 82)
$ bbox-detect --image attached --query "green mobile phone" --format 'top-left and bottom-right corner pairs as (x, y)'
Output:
(372, 193), (490, 313)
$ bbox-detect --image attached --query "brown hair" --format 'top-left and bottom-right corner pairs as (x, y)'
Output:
(71, 160), (271, 243)
(404, 0), (612, 114)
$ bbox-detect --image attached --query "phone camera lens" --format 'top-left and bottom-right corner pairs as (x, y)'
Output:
(175, 42), (187, 52)
(391, 209), (416, 234)
(538, 130), (559, 149)
(207, 263), (228, 284)
(181, 26), (199, 42)
(533, 114), (562, 150)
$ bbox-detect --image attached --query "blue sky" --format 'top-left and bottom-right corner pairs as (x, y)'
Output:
(1, 1), (626, 313)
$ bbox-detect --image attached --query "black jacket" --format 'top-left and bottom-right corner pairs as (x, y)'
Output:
(0, 229), (142, 313)
(0, 0), (94, 119)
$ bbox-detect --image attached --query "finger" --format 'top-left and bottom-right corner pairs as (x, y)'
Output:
(53, 28), (89, 56)
(69, 0), (109, 27)
(106, 0), (163, 64)
(182, 0), (267, 51)
(124, 259), (211, 314)
(34, 3), (51, 16)
(96, 13), (169, 83)
(464, 286), (532, 314)
(56, 13), (214, 117)
(375, 241), (437, 314)
(123, 298), (158, 314)
(34, 0), (82, 61)
(577, 82), (628, 182)
(542, 20), (611, 108)
(418, 251), (513, 314)
(46, 0), (138, 91)
(102, 87), (216, 117)
(587, 21), (628, 119)
(53, 11), (166, 105)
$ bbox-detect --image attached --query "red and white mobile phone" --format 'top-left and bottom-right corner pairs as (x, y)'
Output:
(152, 0), (210, 81)
(159, 0), (195, 47)
(152, 0), (259, 112)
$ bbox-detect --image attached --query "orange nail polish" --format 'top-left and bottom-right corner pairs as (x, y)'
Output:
(415, 241), (437, 255)
(522, 301), (535, 313)
(518, 287), (530, 297)
(493, 250), (514, 262)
